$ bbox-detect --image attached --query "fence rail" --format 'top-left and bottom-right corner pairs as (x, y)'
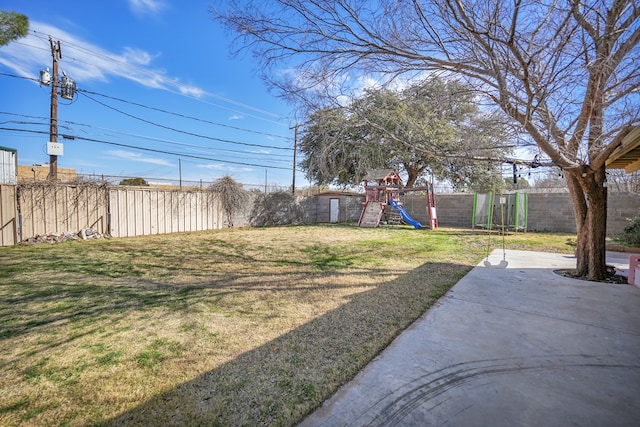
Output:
(0, 183), (638, 247)
(0, 185), (17, 246)
(0, 183), (227, 246)
(19, 183), (109, 240)
(108, 187), (223, 238)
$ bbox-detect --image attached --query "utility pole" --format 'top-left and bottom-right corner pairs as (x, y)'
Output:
(291, 124), (298, 194)
(49, 37), (61, 181)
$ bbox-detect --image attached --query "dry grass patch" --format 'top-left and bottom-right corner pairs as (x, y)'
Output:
(0, 225), (573, 426)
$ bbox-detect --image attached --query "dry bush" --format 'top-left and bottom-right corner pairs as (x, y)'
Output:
(249, 191), (307, 226)
(208, 176), (251, 227)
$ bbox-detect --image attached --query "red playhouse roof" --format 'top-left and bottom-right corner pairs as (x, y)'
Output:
(363, 169), (403, 186)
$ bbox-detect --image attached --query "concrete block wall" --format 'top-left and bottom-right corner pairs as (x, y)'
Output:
(307, 191), (639, 235)
(302, 197), (319, 224)
(527, 193), (577, 233)
(310, 195), (365, 223)
(431, 194), (474, 228)
(429, 191), (640, 235)
(608, 192), (640, 234)
(402, 194), (431, 225)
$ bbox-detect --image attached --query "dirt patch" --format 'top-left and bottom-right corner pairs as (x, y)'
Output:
(554, 266), (629, 285)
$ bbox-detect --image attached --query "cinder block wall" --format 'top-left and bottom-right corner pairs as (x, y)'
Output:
(527, 193), (577, 232)
(608, 192), (640, 234)
(307, 191), (639, 235)
(430, 194), (474, 229)
(308, 195), (365, 223)
(429, 191), (639, 235)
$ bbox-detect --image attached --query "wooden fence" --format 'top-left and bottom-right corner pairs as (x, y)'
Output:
(19, 183), (110, 240)
(0, 183), (226, 246)
(0, 185), (17, 246)
(108, 187), (223, 238)
(1, 183), (638, 247)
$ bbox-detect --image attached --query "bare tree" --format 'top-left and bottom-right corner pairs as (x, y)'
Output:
(213, 0), (640, 279)
(606, 169), (640, 193)
(209, 176), (250, 227)
(534, 169), (570, 191)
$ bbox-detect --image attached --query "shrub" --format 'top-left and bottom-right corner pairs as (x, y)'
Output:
(119, 177), (148, 186)
(250, 191), (305, 226)
(209, 176), (250, 227)
(618, 216), (640, 246)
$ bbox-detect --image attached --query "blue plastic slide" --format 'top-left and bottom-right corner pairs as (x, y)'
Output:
(388, 200), (423, 229)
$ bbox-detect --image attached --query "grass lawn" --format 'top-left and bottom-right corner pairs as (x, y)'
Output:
(0, 225), (573, 426)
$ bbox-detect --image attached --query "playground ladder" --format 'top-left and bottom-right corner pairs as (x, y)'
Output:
(358, 202), (384, 227)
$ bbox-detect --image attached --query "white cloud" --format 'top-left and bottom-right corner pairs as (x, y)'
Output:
(122, 47), (157, 66)
(228, 114), (243, 120)
(356, 75), (383, 91)
(106, 150), (173, 166)
(196, 163), (253, 173)
(178, 84), (205, 98)
(128, 0), (167, 15)
(197, 163), (226, 170)
(0, 21), (202, 96)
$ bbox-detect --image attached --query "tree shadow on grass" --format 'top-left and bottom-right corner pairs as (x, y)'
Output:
(94, 261), (471, 427)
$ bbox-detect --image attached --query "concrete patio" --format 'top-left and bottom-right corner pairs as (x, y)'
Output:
(300, 250), (640, 427)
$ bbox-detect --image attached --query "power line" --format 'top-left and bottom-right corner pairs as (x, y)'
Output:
(79, 91), (293, 151)
(0, 72), (40, 83)
(0, 112), (293, 159)
(1, 113), (550, 174)
(2, 126), (292, 167)
(9, 40), (51, 54)
(78, 89), (291, 141)
(0, 69), (551, 176)
(0, 73), (294, 150)
(0, 127), (293, 171)
(2, 123), (549, 183)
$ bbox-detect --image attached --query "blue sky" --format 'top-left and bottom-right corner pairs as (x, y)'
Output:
(0, 0), (301, 190)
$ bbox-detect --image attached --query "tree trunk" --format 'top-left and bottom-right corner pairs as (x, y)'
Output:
(405, 174), (417, 187)
(565, 167), (608, 280)
(403, 165), (421, 187)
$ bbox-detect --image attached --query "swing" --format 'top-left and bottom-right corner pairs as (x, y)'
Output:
(483, 192), (509, 269)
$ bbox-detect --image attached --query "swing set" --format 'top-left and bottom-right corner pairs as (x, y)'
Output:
(482, 192), (509, 269)
(470, 155), (540, 268)
(472, 188), (529, 269)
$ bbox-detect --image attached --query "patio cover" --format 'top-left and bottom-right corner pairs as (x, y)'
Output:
(606, 126), (640, 173)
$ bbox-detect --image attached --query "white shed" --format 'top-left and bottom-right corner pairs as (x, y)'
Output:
(0, 146), (17, 185)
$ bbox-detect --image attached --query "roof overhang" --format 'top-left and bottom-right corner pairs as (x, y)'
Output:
(315, 191), (362, 197)
(606, 126), (640, 173)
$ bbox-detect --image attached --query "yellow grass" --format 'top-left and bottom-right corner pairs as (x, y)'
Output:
(0, 225), (573, 426)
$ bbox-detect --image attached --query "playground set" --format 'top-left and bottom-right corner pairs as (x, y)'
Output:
(357, 169), (438, 229)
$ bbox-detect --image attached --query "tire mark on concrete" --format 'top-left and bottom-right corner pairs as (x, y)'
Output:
(360, 354), (640, 427)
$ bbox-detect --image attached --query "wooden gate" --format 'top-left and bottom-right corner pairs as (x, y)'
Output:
(0, 185), (17, 246)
